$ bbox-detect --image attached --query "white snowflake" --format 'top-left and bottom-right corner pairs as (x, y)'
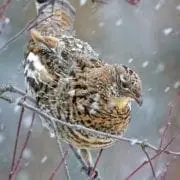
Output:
(155, 0), (164, 10)
(156, 63), (165, 73)
(128, 58), (133, 63)
(174, 81), (180, 89)
(0, 133), (5, 143)
(164, 86), (170, 93)
(22, 148), (32, 160)
(4, 17), (10, 24)
(99, 22), (105, 28)
(141, 61), (149, 68)
(163, 28), (173, 36)
(80, 0), (87, 6)
(23, 116), (32, 128)
(116, 19), (123, 26)
(41, 156), (48, 164)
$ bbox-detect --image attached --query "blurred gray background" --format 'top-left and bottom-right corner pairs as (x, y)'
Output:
(0, 0), (180, 179)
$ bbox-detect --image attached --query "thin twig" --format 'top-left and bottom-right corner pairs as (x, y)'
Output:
(51, 120), (71, 180)
(1, 91), (180, 157)
(151, 103), (174, 180)
(0, 13), (52, 53)
(69, 144), (88, 170)
(159, 104), (173, 149)
(89, 149), (103, 180)
(0, 0), (13, 18)
(49, 150), (69, 180)
(125, 136), (177, 180)
(0, 16), (38, 52)
(8, 97), (26, 180)
(12, 112), (36, 177)
(69, 145), (101, 179)
(0, 85), (35, 103)
(141, 144), (157, 180)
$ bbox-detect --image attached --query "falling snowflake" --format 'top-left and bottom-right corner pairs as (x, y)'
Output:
(164, 86), (170, 93)
(99, 22), (105, 28)
(147, 88), (152, 92)
(173, 81), (180, 89)
(163, 28), (173, 36)
(23, 116), (32, 128)
(80, 0), (87, 6)
(41, 156), (48, 164)
(141, 61), (149, 68)
(128, 58), (133, 63)
(4, 17), (10, 24)
(155, 0), (164, 10)
(116, 19), (123, 26)
(0, 133), (5, 143)
(22, 148), (32, 160)
(156, 63), (165, 73)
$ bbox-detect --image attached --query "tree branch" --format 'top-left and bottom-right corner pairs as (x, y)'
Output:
(141, 144), (157, 180)
(0, 85), (180, 157)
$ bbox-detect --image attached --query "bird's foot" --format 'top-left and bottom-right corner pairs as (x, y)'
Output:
(81, 166), (101, 180)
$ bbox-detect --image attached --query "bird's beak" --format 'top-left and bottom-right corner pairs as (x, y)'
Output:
(135, 95), (143, 106)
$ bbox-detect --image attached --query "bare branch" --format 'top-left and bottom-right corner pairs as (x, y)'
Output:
(0, 0), (13, 18)
(89, 149), (103, 180)
(1, 86), (180, 157)
(0, 13), (52, 53)
(141, 144), (157, 180)
(8, 97), (26, 180)
(51, 120), (71, 180)
(48, 150), (69, 180)
(125, 136), (177, 180)
(0, 85), (35, 103)
(12, 112), (36, 177)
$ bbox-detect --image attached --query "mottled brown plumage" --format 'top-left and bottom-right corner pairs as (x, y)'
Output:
(24, 0), (142, 177)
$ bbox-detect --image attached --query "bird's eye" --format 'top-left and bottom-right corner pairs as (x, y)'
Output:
(122, 82), (128, 88)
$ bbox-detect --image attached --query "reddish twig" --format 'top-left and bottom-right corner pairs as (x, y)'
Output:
(157, 160), (172, 180)
(8, 99), (26, 180)
(0, 16), (9, 35)
(127, 0), (140, 5)
(12, 112), (36, 177)
(89, 149), (103, 180)
(159, 104), (173, 149)
(0, 0), (13, 18)
(49, 150), (69, 180)
(125, 136), (177, 180)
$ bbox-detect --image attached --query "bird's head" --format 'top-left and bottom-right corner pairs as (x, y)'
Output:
(112, 64), (142, 106)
